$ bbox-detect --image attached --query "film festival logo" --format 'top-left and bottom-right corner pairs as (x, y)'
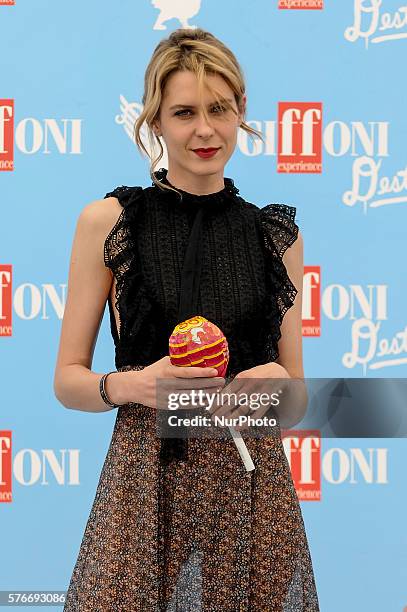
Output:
(345, 0), (407, 49)
(0, 265), (12, 337)
(0, 431), (80, 503)
(0, 99), (82, 171)
(315, 278), (407, 375)
(151, 0), (201, 30)
(276, 102), (407, 214)
(302, 266), (321, 338)
(278, 0), (323, 8)
(282, 430), (388, 501)
(0, 265), (68, 338)
(282, 430), (321, 501)
(277, 102), (322, 174)
(301, 269), (407, 375)
(318, 274), (407, 376)
(281, 431), (387, 500)
(343, 152), (407, 216)
(340, 285), (407, 375)
(342, 285), (407, 376)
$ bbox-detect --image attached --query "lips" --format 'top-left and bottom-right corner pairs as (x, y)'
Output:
(192, 147), (220, 159)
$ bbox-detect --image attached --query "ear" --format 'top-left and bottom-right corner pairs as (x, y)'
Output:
(239, 95), (247, 125)
(152, 120), (161, 137)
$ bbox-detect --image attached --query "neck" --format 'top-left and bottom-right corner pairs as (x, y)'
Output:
(165, 167), (225, 195)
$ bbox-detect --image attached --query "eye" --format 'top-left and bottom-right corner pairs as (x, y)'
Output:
(174, 105), (228, 118)
(212, 105), (227, 113)
(175, 109), (192, 117)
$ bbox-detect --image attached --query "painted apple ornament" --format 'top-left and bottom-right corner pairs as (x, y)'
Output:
(168, 315), (255, 472)
(169, 315), (229, 377)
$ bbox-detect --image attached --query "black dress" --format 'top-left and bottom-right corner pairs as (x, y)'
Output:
(63, 168), (320, 611)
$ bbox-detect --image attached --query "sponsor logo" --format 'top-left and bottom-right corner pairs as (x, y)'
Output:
(0, 431), (12, 502)
(0, 431), (80, 502)
(0, 265), (12, 337)
(0, 100), (14, 171)
(343, 317), (407, 373)
(345, 0), (407, 49)
(303, 266), (321, 337)
(277, 102), (323, 173)
(343, 155), (407, 214)
(0, 280), (67, 331)
(282, 430), (388, 501)
(279, 0), (323, 8)
(321, 282), (398, 374)
(0, 100), (82, 169)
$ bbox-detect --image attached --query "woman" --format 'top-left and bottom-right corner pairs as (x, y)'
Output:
(55, 27), (320, 611)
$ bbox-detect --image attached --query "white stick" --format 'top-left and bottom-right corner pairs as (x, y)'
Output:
(228, 426), (255, 471)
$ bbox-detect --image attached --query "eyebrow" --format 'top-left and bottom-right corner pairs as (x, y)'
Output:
(169, 97), (234, 110)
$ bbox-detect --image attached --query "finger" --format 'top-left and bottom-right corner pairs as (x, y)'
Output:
(159, 380), (224, 402)
(231, 404), (251, 421)
(209, 387), (245, 418)
(174, 377), (225, 390)
(228, 400), (254, 431)
(172, 366), (219, 378)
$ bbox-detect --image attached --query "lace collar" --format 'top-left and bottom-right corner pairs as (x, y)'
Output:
(151, 167), (240, 208)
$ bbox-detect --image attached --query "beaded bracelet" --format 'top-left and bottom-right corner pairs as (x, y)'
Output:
(99, 371), (122, 408)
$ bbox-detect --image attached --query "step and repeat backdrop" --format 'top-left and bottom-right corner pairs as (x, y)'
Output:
(1, 1), (406, 610)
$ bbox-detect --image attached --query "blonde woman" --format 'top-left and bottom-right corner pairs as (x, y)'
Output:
(55, 27), (320, 611)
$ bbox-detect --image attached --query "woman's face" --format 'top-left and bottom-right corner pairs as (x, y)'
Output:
(153, 70), (245, 185)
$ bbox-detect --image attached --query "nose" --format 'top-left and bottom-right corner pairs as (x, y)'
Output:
(194, 111), (215, 138)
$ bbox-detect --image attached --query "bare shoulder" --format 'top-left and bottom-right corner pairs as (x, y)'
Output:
(68, 195), (125, 278)
(78, 195), (123, 235)
(75, 196), (125, 264)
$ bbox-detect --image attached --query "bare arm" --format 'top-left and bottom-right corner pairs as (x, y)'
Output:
(275, 229), (304, 380)
(274, 230), (308, 426)
(53, 197), (130, 412)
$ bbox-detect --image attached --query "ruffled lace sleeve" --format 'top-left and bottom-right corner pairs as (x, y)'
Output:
(258, 203), (300, 363)
(103, 186), (144, 273)
(103, 186), (145, 353)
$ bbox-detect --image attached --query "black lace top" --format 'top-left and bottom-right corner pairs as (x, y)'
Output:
(103, 168), (299, 461)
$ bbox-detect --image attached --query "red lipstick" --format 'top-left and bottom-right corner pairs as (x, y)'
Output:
(193, 147), (220, 159)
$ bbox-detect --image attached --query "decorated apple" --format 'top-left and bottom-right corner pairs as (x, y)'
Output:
(168, 315), (254, 471)
(169, 315), (229, 378)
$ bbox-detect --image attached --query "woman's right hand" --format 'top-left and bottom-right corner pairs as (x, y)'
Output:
(123, 356), (225, 411)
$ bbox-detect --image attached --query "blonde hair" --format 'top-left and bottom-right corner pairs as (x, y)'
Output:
(133, 28), (264, 195)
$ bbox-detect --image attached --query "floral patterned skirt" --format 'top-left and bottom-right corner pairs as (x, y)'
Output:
(63, 366), (320, 611)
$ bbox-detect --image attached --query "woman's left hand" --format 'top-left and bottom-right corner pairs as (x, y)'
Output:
(208, 362), (291, 431)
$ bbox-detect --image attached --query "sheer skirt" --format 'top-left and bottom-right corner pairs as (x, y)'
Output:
(63, 365), (320, 612)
